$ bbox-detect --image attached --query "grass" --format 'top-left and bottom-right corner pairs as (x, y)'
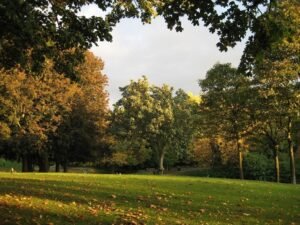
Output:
(0, 173), (299, 225)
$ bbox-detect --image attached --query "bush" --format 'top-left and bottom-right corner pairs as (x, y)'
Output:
(244, 152), (273, 181)
(0, 158), (21, 172)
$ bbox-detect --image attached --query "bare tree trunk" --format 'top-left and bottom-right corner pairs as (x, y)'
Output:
(296, 129), (300, 159)
(238, 141), (244, 180)
(239, 151), (244, 180)
(274, 145), (280, 183)
(63, 160), (68, 173)
(28, 157), (34, 172)
(287, 119), (296, 184)
(22, 155), (29, 172)
(55, 161), (60, 172)
(289, 145), (296, 184)
(39, 152), (49, 172)
(158, 151), (165, 175)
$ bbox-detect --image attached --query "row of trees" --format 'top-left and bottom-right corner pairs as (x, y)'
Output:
(0, 52), (109, 172)
(1, 55), (297, 182)
(199, 62), (299, 184)
(105, 59), (298, 184)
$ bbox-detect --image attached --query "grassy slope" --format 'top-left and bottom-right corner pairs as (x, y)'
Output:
(0, 173), (299, 225)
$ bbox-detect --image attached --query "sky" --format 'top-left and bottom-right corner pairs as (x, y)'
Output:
(81, 5), (247, 107)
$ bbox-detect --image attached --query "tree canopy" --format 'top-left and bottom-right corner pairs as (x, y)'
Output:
(0, 0), (274, 77)
(0, 51), (109, 172)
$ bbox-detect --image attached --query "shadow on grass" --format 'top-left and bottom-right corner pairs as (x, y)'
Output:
(0, 177), (128, 203)
(0, 202), (113, 225)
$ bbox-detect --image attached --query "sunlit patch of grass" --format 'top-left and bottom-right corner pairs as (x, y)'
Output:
(0, 172), (299, 224)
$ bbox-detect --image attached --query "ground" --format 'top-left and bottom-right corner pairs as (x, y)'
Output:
(0, 172), (299, 225)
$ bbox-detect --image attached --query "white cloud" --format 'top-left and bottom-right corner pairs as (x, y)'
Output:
(91, 15), (246, 107)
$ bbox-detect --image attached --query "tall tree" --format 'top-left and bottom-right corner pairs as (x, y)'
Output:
(249, 0), (300, 184)
(53, 51), (109, 172)
(150, 84), (175, 173)
(110, 76), (154, 167)
(199, 63), (253, 179)
(240, 0), (300, 75)
(111, 77), (178, 173)
(172, 90), (200, 165)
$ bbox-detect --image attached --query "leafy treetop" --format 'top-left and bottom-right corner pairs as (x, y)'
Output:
(0, 0), (273, 77)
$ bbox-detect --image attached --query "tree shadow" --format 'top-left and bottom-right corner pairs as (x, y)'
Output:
(0, 202), (113, 225)
(0, 177), (124, 205)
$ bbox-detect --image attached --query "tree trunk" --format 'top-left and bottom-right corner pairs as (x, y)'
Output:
(296, 129), (300, 159)
(39, 152), (49, 172)
(55, 161), (60, 172)
(274, 145), (280, 183)
(158, 152), (165, 175)
(287, 119), (296, 184)
(239, 151), (244, 180)
(63, 160), (68, 173)
(22, 155), (29, 172)
(238, 141), (244, 180)
(28, 157), (34, 172)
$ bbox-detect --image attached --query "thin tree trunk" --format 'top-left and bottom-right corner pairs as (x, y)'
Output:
(239, 151), (244, 180)
(296, 130), (300, 159)
(28, 157), (34, 172)
(158, 151), (165, 175)
(22, 155), (29, 172)
(63, 160), (68, 173)
(287, 119), (296, 184)
(238, 140), (244, 180)
(289, 145), (296, 184)
(274, 145), (280, 183)
(39, 152), (49, 172)
(55, 161), (60, 172)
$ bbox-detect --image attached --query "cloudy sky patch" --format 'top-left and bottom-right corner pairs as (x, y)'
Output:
(82, 5), (246, 106)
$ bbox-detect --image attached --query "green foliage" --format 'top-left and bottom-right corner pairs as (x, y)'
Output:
(0, 0), (274, 77)
(172, 89), (200, 164)
(199, 63), (254, 179)
(110, 77), (199, 172)
(240, 0), (300, 76)
(244, 152), (273, 181)
(246, 0), (300, 183)
(109, 138), (151, 167)
(0, 158), (21, 171)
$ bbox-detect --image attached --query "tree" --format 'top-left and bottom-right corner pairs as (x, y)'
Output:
(199, 63), (254, 179)
(110, 76), (154, 168)
(0, 63), (79, 172)
(150, 84), (175, 173)
(250, 107), (286, 183)
(111, 77), (180, 173)
(247, 0), (300, 184)
(172, 90), (200, 165)
(53, 51), (109, 172)
(0, 0), (274, 76)
(240, 0), (300, 75)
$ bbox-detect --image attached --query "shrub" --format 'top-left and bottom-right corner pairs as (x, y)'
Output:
(244, 152), (273, 181)
(0, 158), (21, 172)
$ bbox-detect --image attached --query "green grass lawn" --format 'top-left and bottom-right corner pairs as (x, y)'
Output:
(0, 173), (299, 225)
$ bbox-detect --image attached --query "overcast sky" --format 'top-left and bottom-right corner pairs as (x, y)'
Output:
(81, 5), (246, 107)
